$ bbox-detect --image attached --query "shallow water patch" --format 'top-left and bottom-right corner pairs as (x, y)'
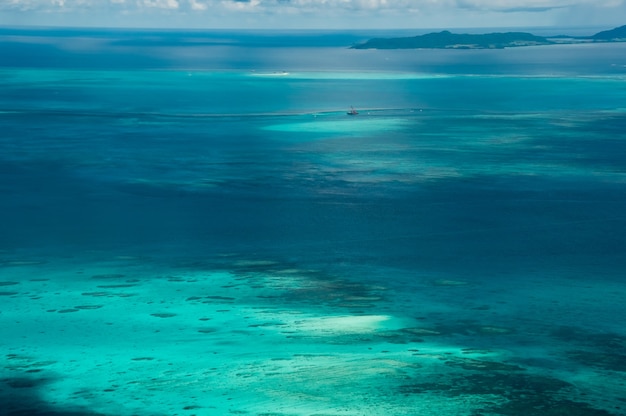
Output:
(263, 117), (408, 138)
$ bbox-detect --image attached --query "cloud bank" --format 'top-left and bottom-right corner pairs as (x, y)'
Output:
(1, 0), (625, 28)
(2, 0), (623, 11)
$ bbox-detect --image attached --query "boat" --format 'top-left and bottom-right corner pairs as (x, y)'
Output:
(347, 106), (358, 116)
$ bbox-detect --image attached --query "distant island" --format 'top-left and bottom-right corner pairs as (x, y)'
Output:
(351, 24), (626, 50)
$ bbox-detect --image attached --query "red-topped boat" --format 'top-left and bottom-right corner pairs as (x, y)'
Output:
(347, 106), (358, 115)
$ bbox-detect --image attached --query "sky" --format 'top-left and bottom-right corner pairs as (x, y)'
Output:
(1, 0), (625, 30)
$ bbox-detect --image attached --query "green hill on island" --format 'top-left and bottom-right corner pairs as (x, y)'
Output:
(591, 24), (626, 40)
(352, 25), (626, 49)
(352, 31), (552, 49)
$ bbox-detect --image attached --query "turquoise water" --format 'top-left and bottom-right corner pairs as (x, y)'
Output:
(1, 29), (626, 415)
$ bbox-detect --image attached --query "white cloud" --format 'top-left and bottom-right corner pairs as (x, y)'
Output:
(221, 0), (261, 11)
(189, 0), (208, 10)
(455, 0), (624, 11)
(141, 0), (180, 9)
(218, 0), (623, 10)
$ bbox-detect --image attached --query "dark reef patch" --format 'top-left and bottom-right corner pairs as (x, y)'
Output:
(426, 320), (515, 336)
(214, 256), (389, 311)
(399, 372), (613, 415)
(551, 326), (626, 350)
(57, 308), (80, 313)
(0, 375), (106, 415)
(96, 284), (138, 288)
(551, 326), (626, 372)
(443, 357), (525, 372)
(567, 350), (626, 372)
(74, 305), (104, 310)
(150, 312), (177, 318)
(90, 274), (126, 280)
(81, 291), (135, 298)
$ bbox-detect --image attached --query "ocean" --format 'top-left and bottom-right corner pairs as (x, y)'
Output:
(1, 28), (626, 415)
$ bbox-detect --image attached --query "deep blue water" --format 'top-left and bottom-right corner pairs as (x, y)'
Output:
(1, 29), (626, 415)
